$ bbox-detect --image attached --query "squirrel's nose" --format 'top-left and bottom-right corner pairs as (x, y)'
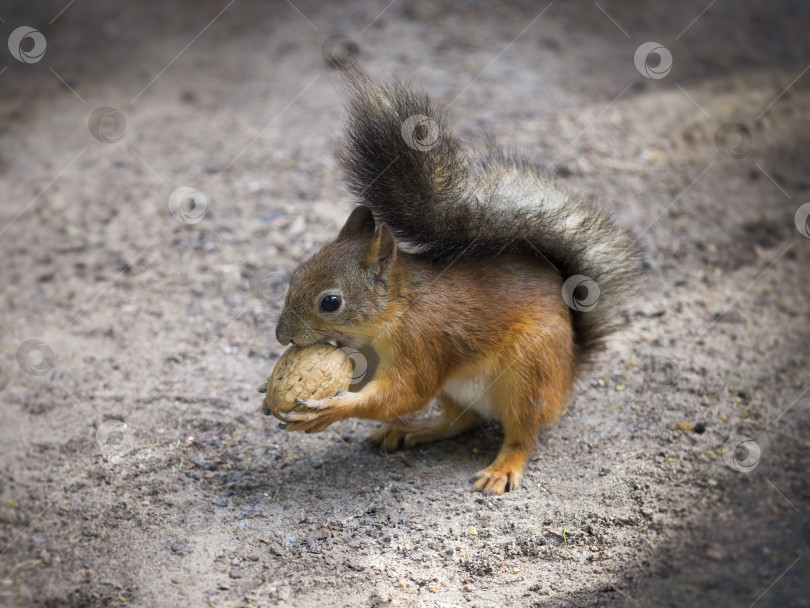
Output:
(275, 320), (291, 346)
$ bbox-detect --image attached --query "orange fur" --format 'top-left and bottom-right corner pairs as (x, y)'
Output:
(273, 67), (637, 495)
(275, 244), (577, 495)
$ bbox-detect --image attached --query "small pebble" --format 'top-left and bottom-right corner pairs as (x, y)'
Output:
(693, 422), (706, 434)
(282, 536), (297, 549)
(171, 541), (187, 553)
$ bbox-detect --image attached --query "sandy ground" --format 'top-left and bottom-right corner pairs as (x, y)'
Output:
(1, 1), (809, 606)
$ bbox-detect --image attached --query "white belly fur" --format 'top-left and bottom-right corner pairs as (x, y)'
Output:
(442, 373), (499, 420)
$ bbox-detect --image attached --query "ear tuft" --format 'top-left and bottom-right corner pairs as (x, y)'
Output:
(361, 223), (397, 283)
(376, 223), (396, 263)
(336, 205), (376, 241)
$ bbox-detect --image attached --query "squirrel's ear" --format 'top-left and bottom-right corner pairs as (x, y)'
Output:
(336, 205), (375, 241)
(361, 223), (397, 283)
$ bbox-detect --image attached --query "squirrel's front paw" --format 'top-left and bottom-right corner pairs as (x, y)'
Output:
(275, 394), (346, 434)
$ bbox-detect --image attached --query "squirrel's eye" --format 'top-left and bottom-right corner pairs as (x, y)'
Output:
(320, 295), (342, 312)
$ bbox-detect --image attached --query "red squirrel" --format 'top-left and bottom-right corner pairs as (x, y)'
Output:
(271, 66), (640, 495)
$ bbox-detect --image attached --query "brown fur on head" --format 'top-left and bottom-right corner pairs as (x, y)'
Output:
(275, 206), (401, 349)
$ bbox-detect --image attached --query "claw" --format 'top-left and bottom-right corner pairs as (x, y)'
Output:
(257, 385), (267, 394)
(278, 422), (289, 430)
(295, 397), (307, 406)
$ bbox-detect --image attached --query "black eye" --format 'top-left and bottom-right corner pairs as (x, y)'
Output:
(320, 295), (341, 312)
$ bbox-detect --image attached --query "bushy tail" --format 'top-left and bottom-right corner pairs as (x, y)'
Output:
(336, 66), (641, 365)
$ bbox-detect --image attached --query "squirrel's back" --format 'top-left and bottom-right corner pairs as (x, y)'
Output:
(336, 67), (640, 367)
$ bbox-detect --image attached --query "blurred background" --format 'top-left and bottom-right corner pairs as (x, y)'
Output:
(1, 1), (808, 607)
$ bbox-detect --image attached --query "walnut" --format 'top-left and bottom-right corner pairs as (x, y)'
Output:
(260, 344), (353, 415)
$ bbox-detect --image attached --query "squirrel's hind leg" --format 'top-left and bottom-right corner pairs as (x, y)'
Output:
(472, 334), (573, 495)
(366, 394), (480, 452)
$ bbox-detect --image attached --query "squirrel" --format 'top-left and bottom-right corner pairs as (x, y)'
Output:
(271, 66), (640, 495)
